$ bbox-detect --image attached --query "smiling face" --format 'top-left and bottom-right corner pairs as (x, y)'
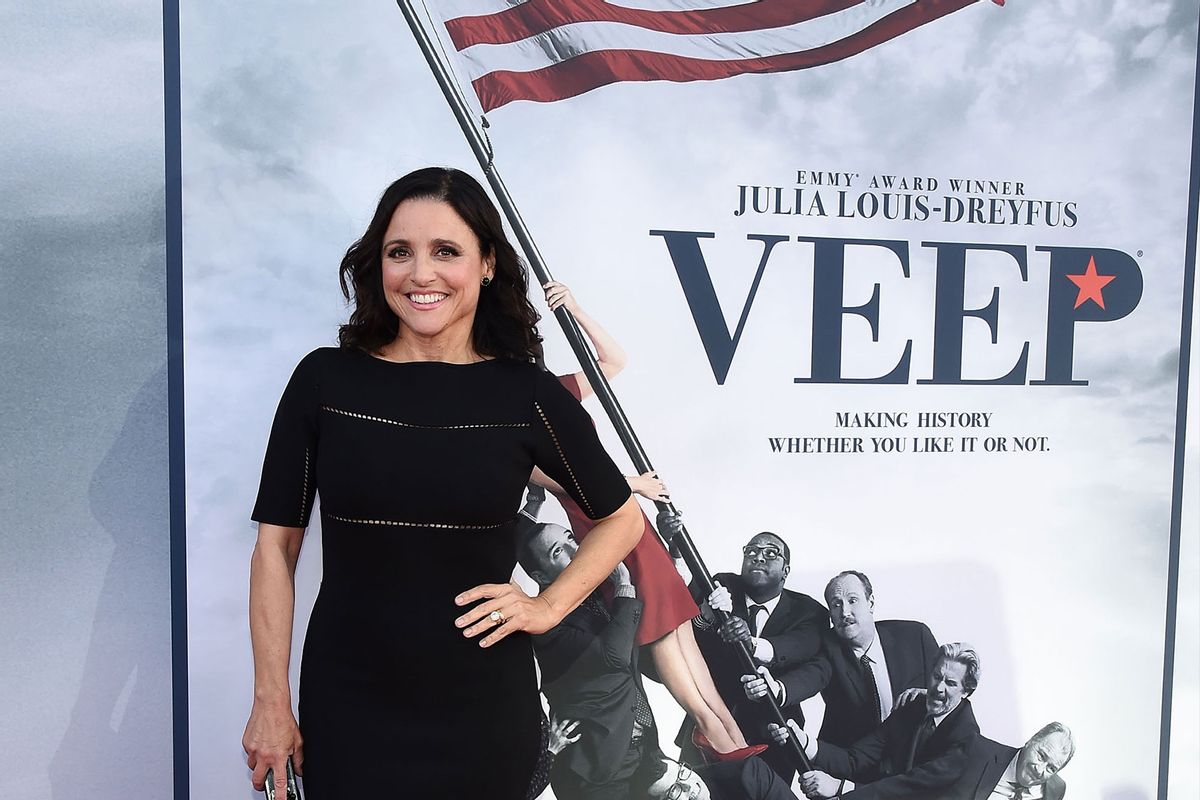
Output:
(379, 197), (494, 357)
(826, 574), (876, 649)
(646, 761), (711, 800)
(925, 657), (968, 717)
(1014, 727), (1073, 787)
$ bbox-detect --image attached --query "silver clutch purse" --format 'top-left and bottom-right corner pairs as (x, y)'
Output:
(264, 757), (302, 800)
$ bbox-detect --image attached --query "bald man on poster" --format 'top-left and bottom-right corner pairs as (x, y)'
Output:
(746, 570), (939, 747)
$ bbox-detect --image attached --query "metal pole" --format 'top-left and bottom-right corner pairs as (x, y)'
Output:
(395, 1), (812, 772)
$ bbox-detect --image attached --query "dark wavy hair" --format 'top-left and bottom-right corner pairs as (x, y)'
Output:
(337, 167), (543, 362)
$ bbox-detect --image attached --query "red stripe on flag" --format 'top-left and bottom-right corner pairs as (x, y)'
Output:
(470, 0), (979, 111)
(446, 0), (865, 49)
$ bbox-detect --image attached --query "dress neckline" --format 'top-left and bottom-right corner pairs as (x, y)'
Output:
(359, 348), (497, 367)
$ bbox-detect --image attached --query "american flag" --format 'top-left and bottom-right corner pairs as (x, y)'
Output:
(432, 0), (1002, 112)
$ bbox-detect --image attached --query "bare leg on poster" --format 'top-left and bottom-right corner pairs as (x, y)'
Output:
(533, 281), (751, 753)
(649, 625), (750, 751)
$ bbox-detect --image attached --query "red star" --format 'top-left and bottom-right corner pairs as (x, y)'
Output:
(1066, 256), (1116, 310)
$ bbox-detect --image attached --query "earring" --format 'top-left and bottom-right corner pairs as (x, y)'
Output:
(481, 275), (492, 287)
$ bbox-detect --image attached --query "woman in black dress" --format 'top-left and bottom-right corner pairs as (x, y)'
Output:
(241, 167), (643, 798)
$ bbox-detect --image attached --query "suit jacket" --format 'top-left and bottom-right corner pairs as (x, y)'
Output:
(690, 572), (828, 706)
(534, 592), (645, 785)
(813, 697), (980, 800)
(700, 756), (800, 800)
(941, 737), (1066, 800)
(781, 620), (939, 746)
(679, 573), (828, 779)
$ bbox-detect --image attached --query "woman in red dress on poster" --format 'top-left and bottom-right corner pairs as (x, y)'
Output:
(526, 281), (750, 754)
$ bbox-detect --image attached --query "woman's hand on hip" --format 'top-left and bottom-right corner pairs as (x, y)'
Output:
(243, 697), (303, 793)
(455, 581), (560, 646)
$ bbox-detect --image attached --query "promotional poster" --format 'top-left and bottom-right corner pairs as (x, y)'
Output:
(179, 2), (1198, 798)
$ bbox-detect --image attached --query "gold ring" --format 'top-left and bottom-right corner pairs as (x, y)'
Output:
(489, 610), (505, 624)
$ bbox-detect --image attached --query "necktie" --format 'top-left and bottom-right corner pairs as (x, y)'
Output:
(632, 687), (655, 731)
(913, 715), (936, 759)
(748, 604), (767, 636)
(859, 653), (883, 722)
(1011, 787), (1027, 800)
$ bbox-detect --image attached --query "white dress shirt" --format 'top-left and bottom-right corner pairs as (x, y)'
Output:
(931, 701), (958, 728)
(989, 753), (1044, 799)
(748, 593), (781, 663)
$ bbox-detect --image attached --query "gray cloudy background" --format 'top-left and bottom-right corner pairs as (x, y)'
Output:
(175, 2), (1198, 800)
(1, 2), (172, 799)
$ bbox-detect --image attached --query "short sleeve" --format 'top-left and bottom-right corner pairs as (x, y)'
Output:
(532, 370), (630, 520)
(251, 350), (321, 528)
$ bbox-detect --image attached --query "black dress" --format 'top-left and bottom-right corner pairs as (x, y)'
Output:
(251, 347), (631, 798)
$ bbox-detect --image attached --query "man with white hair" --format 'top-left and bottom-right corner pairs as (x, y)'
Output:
(769, 643), (982, 799)
(946, 723), (1074, 800)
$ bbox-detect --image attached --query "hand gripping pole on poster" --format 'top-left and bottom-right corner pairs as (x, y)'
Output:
(397, 0), (814, 775)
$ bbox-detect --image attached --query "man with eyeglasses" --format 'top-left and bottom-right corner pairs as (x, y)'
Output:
(671, 523), (828, 783)
(644, 759), (713, 800)
(643, 756), (802, 800)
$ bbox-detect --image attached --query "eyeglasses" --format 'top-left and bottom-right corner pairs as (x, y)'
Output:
(664, 763), (696, 800)
(742, 545), (784, 561)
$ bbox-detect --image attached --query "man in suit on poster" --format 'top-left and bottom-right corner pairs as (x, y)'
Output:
(519, 522), (805, 800)
(519, 520), (659, 800)
(641, 756), (799, 800)
(769, 643), (982, 799)
(670, 521), (829, 782)
(944, 723), (1074, 800)
(744, 570), (940, 747)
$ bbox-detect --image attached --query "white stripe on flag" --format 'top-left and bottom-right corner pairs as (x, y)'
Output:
(565, 0), (771, 9)
(436, 0), (772, 20)
(453, 0), (915, 81)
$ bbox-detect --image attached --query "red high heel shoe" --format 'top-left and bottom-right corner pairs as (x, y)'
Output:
(692, 729), (770, 762)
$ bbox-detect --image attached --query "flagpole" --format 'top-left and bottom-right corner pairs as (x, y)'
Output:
(395, 0), (814, 772)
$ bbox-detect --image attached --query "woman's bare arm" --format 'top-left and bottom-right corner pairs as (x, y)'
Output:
(543, 281), (627, 400)
(454, 494), (643, 645)
(529, 465), (566, 496)
(536, 494), (642, 620)
(243, 523), (305, 796)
